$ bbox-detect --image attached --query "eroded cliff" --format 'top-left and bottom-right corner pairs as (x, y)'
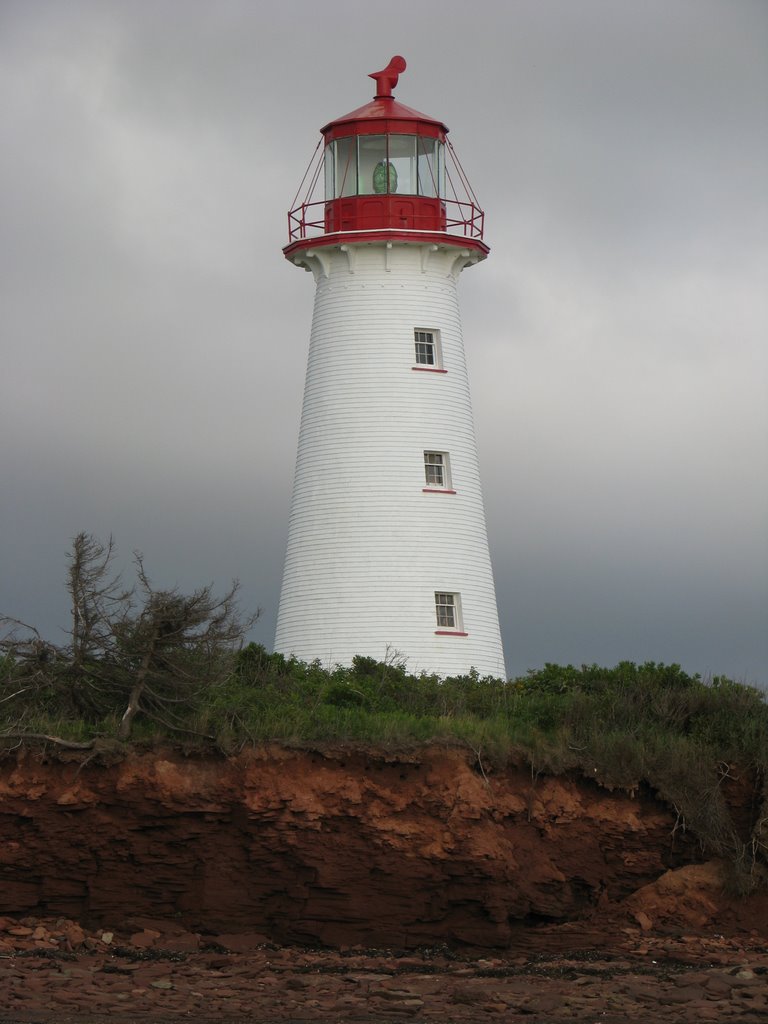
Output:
(0, 745), (763, 949)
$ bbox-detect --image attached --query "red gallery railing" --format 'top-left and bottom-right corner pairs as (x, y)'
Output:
(287, 197), (484, 244)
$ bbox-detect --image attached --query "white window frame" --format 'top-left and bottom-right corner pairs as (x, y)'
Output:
(435, 592), (464, 633)
(413, 328), (443, 369)
(423, 450), (452, 490)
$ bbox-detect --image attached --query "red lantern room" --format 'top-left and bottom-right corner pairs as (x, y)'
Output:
(285, 57), (488, 260)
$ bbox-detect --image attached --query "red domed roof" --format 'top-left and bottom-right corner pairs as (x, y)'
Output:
(321, 96), (448, 142)
(321, 57), (448, 141)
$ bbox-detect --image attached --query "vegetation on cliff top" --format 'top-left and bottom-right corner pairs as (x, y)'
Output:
(2, 533), (767, 886)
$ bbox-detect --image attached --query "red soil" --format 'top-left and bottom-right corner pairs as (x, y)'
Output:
(0, 745), (766, 1021)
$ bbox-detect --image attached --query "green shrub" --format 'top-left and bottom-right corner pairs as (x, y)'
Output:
(4, 648), (767, 880)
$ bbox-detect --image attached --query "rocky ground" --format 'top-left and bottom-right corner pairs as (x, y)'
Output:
(1, 914), (766, 1023)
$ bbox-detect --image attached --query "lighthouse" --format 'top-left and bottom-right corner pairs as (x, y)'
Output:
(275, 57), (505, 679)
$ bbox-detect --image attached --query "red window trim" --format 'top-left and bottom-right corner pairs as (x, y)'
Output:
(434, 630), (469, 637)
(422, 488), (457, 495)
(412, 366), (448, 374)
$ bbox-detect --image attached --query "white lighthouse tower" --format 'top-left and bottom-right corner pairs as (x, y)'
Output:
(275, 57), (505, 679)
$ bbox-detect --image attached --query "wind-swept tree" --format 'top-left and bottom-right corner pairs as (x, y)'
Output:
(115, 556), (256, 740)
(1, 533), (258, 744)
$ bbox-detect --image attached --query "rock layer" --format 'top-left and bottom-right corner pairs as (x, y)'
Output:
(1, 914), (767, 1023)
(0, 745), (762, 949)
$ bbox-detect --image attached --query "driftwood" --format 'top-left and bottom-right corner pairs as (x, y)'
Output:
(0, 733), (94, 750)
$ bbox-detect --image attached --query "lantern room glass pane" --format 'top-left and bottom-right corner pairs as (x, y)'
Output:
(330, 134), (444, 197)
(334, 138), (356, 197)
(417, 138), (443, 198)
(324, 147), (334, 201)
(388, 135), (417, 195)
(357, 135), (388, 195)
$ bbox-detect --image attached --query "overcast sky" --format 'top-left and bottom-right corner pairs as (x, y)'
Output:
(1, 0), (766, 684)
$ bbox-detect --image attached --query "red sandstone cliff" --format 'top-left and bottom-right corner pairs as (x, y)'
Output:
(0, 745), (764, 950)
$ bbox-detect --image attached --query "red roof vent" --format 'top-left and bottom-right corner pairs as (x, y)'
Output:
(369, 55), (407, 99)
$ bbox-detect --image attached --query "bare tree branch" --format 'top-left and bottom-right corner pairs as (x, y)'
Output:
(67, 532), (133, 668)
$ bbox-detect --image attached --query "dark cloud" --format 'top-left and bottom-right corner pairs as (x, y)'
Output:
(2, 0), (766, 682)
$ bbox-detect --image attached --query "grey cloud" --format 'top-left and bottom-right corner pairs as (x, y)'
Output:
(2, 0), (766, 682)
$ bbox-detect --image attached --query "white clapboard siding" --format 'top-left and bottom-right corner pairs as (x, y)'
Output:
(274, 241), (506, 679)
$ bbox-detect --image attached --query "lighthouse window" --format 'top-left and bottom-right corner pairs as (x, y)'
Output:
(424, 452), (444, 487)
(414, 329), (442, 367)
(424, 451), (451, 489)
(435, 592), (462, 631)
